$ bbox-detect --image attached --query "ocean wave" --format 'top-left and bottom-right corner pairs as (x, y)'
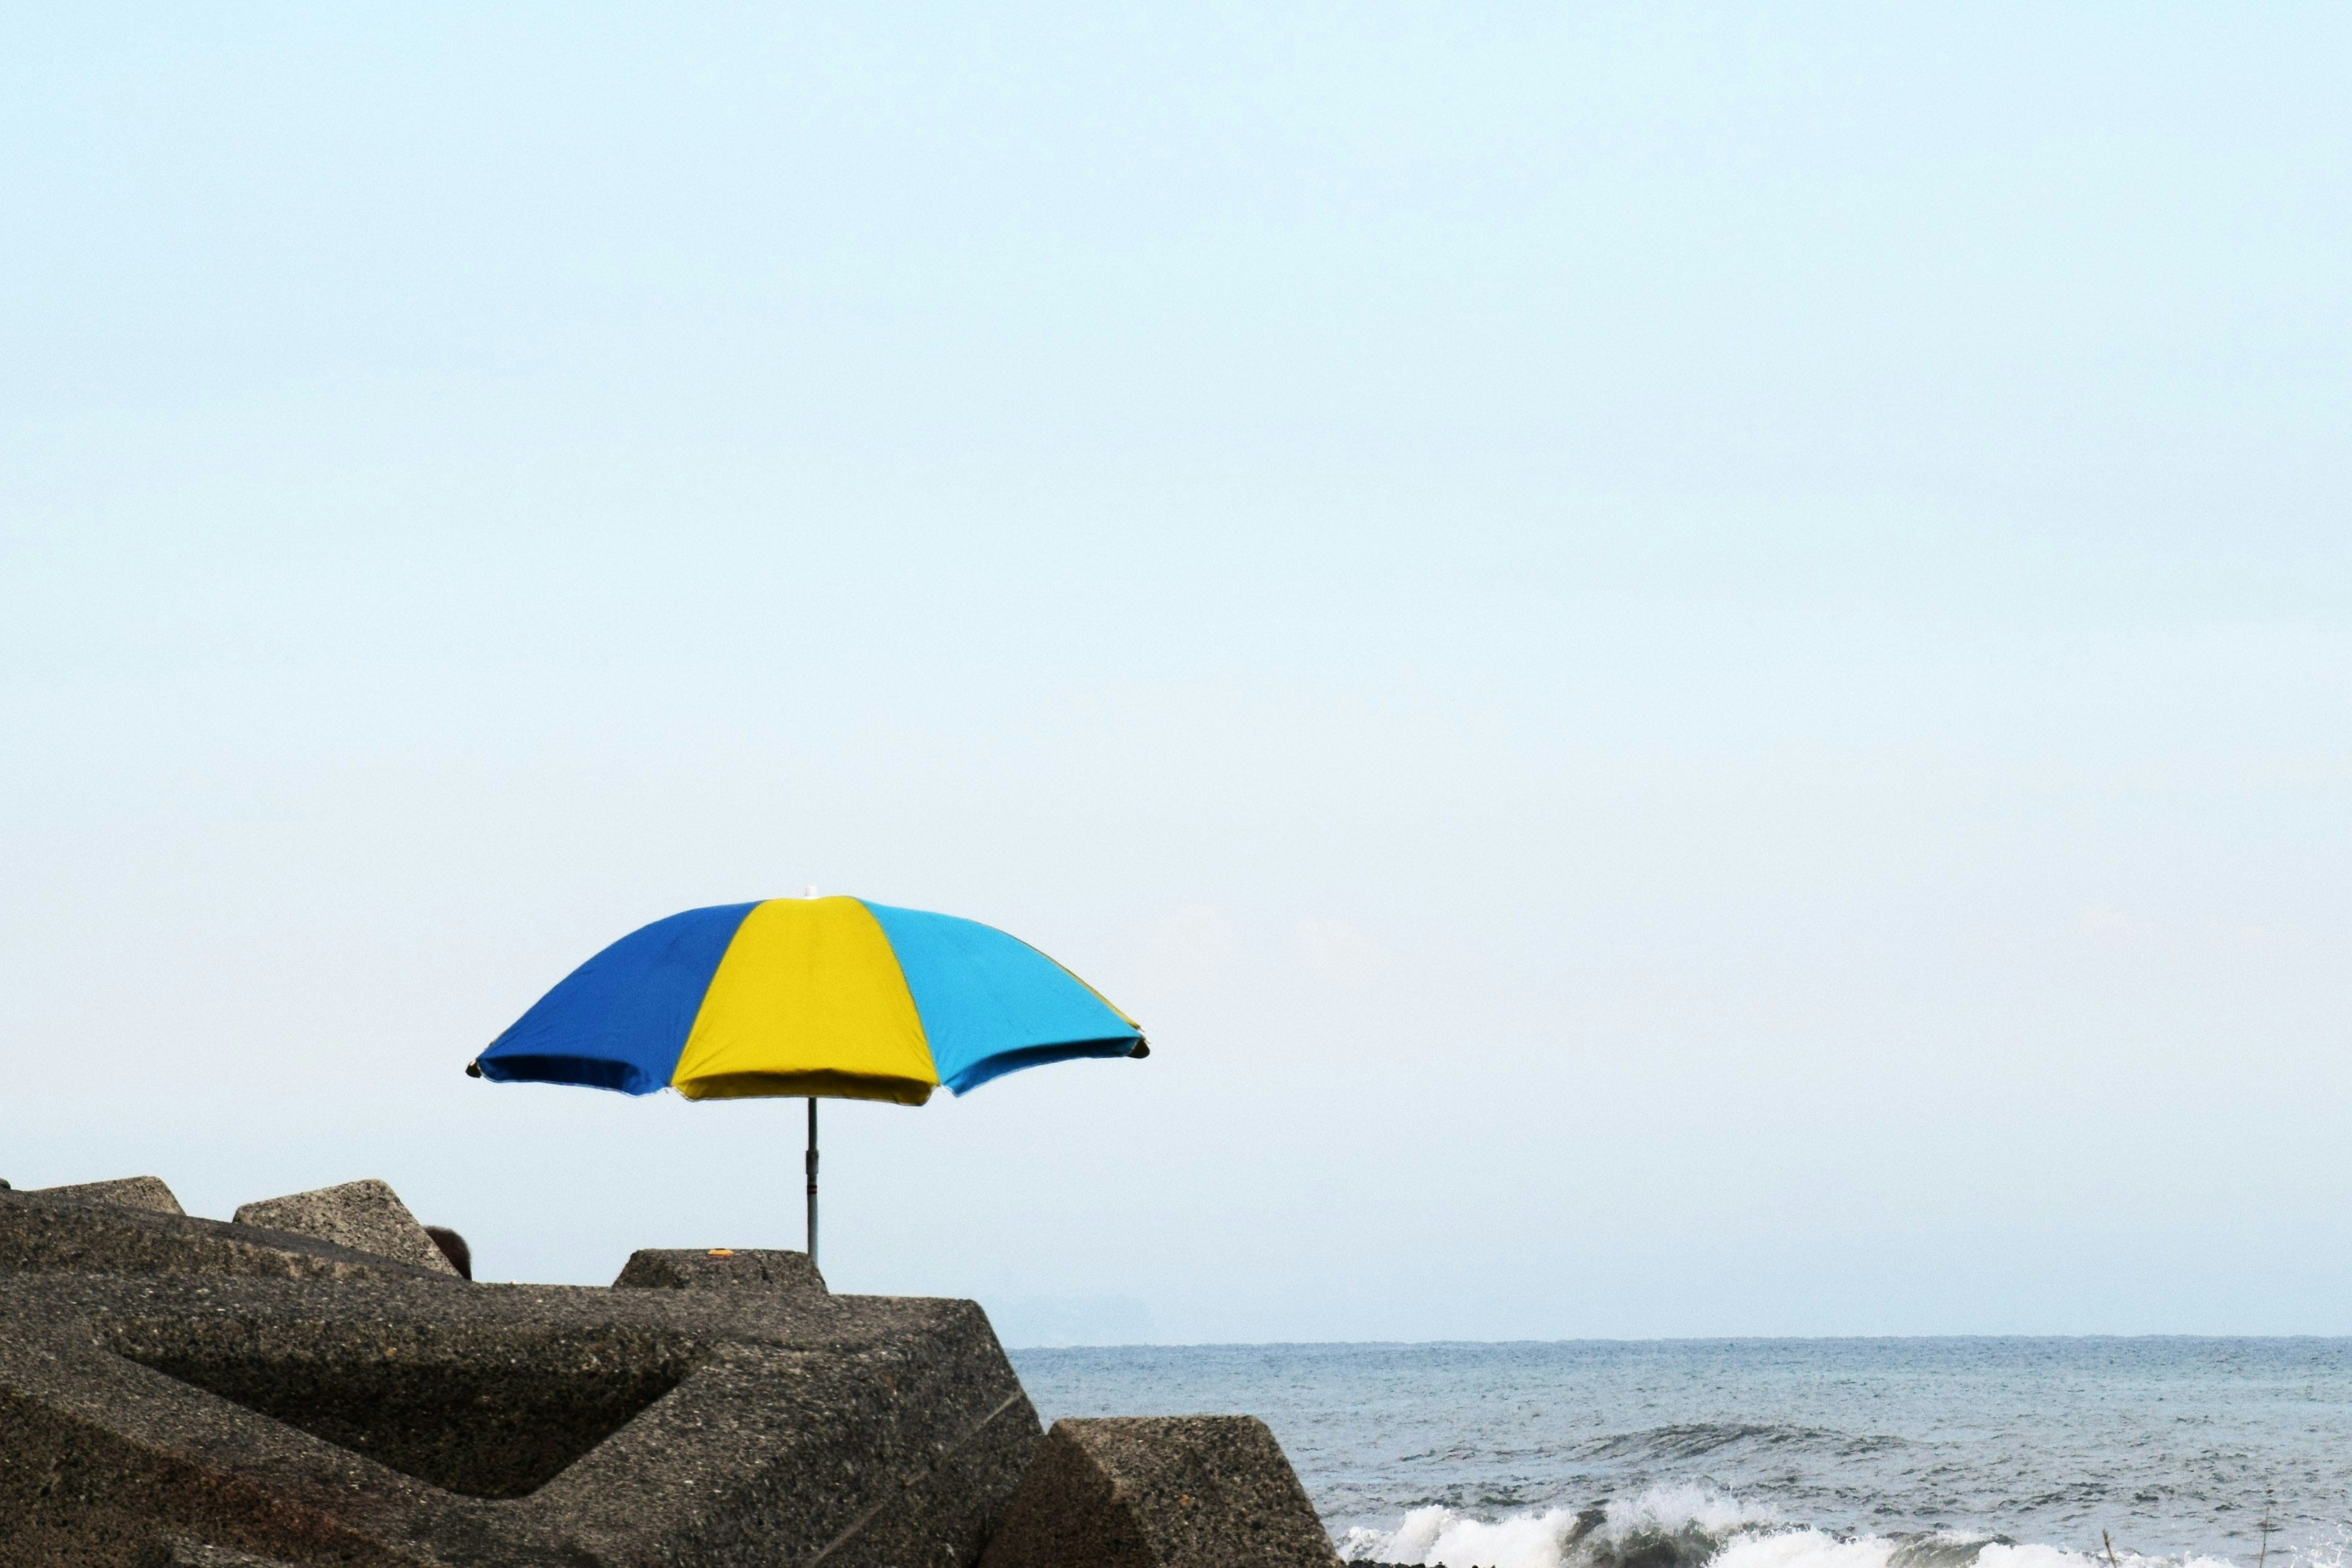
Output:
(1340, 1483), (1779, 1568)
(1569, 1423), (1914, 1463)
(1338, 1487), (2255, 1568)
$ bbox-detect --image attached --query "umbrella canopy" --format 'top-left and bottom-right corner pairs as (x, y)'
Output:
(470, 895), (1145, 1106)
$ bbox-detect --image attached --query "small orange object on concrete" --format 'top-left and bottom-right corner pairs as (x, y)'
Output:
(706, 1248), (736, 1257)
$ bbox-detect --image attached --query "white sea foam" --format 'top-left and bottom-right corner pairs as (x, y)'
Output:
(1340, 1490), (2262, 1568)
(1348, 1506), (1581, 1568)
(1341, 1484), (1781, 1568)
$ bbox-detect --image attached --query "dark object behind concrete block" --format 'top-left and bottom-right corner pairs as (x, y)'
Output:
(233, 1180), (457, 1276)
(980, 1415), (1341, 1568)
(422, 1225), (471, 1280)
(31, 1175), (186, 1215)
(613, 1246), (827, 1292)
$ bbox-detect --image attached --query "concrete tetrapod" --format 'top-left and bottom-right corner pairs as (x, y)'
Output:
(612, 1246), (828, 1293)
(979, 1416), (1343, 1568)
(0, 1182), (1042, 1567)
(234, 1178), (459, 1276)
(0, 1183), (453, 1284)
(28, 1176), (187, 1215)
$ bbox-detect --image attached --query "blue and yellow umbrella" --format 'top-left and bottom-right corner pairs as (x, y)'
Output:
(469, 894), (1146, 1261)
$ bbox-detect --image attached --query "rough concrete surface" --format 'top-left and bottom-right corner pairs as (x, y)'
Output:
(979, 1416), (1343, 1568)
(612, 1246), (827, 1293)
(31, 1177), (186, 1215)
(0, 1185), (1042, 1567)
(233, 1179), (458, 1276)
(138, 1541), (303, 1568)
(0, 1186), (458, 1284)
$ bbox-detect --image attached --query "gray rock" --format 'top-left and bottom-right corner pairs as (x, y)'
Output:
(0, 1209), (1041, 1566)
(980, 1415), (1343, 1568)
(31, 1175), (186, 1215)
(0, 1185), (456, 1284)
(233, 1178), (458, 1276)
(613, 1245), (827, 1292)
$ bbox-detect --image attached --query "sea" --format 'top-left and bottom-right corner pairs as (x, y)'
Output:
(1008, 1340), (2352, 1568)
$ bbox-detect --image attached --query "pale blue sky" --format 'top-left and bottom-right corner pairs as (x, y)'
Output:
(3, 5), (2347, 1342)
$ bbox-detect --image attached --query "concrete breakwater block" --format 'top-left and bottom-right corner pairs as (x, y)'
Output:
(30, 1175), (187, 1215)
(613, 1245), (828, 1292)
(0, 1185), (457, 1284)
(0, 1183), (1043, 1567)
(234, 1178), (458, 1276)
(979, 1415), (1343, 1568)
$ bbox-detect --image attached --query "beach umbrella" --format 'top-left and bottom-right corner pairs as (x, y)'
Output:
(466, 894), (1147, 1265)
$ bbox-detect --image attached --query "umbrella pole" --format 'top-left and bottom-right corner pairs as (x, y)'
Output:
(804, 1097), (819, 1266)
